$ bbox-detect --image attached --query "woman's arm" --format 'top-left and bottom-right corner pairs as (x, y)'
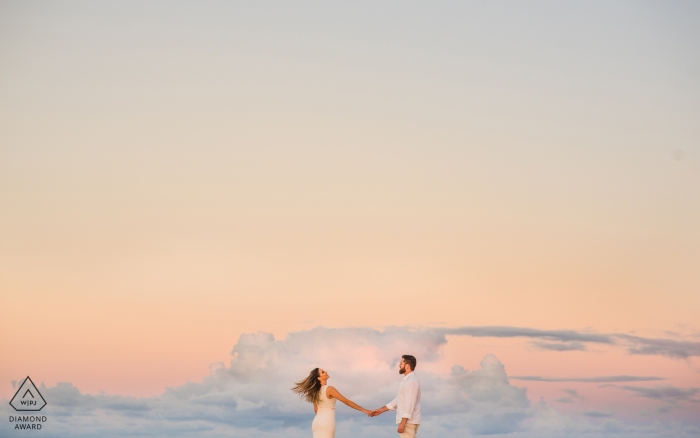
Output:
(326, 386), (370, 415)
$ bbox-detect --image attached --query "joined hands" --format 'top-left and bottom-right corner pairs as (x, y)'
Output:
(368, 409), (384, 417)
(359, 407), (386, 417)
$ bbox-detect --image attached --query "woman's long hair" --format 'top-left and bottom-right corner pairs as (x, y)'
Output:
(292, 368), (322, 403)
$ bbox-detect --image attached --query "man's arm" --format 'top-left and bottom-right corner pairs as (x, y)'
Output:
(371, 406), (389, 417)
(371, 396), (397, 416)
(397, 418), (408, 433)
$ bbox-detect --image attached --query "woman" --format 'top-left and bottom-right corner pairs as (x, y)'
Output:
(292, 368), (371, 438)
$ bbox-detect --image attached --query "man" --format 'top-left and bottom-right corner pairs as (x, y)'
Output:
(371, 355), (421, 438)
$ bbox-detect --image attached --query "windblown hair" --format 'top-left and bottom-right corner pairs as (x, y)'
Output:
(292, 368), (322, 404)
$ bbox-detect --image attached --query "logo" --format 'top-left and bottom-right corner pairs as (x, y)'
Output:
(10, 377), (47, 411)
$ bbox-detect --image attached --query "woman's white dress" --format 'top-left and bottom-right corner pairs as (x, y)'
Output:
(312, 385), (336, 438)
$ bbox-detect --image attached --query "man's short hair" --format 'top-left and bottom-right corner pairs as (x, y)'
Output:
(402, 355), (417, 371)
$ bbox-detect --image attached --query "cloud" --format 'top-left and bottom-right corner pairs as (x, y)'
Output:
(562, 389), (584, 399)
(511, 375), (665, 383)
(617, 335), (700, 359)
(617, 385), (700, 402)
(2, 326), (699, 437)
(531, 341), (587, 351)
(584, 410), (614, 418)
(1, 327), (535, 437)
(555, 389), (584, 403)
(468, 412), (530, 435)
(436, 326), (700, 359)
(685, 425), (700, 435)
(440, 326), (614, 344)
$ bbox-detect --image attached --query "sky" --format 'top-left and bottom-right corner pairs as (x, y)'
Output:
(1, 1), (699, 437)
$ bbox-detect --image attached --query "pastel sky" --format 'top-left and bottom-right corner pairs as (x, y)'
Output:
(1, 1), (699, 437)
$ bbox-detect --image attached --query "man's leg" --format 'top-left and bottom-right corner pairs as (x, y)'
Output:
(399, 424), (419, 438)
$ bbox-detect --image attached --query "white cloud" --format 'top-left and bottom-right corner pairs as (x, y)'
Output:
(2, 326), (699, 437)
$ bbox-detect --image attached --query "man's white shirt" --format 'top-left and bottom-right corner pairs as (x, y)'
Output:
(386, 371), (421, 425)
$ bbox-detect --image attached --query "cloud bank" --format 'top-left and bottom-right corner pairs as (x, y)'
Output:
(2, 326), (699, 437)
(511, 376), (665, 383)
(437, 326), (700, 359)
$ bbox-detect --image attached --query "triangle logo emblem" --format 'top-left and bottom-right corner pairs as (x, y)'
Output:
(10, 377), (47, 411)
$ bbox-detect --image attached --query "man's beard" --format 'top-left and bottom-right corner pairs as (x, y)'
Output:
(399, 365), (406, 374)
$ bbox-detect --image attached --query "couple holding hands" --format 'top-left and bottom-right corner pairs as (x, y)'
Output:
(292, 355), (421, 438)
